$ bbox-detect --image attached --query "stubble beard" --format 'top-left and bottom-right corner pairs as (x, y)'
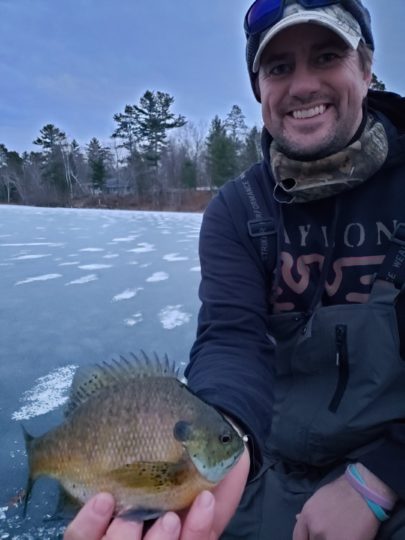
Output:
(272, 109), (361, 162)
(273, 126), (351, 162)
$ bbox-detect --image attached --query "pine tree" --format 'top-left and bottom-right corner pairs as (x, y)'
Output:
(111, 105), (140, 157)
(370, 73), (386, 91)
(112, 91), (186, 167)
(33, 124), (67, 153)
(136, 91), (186, 168)
(239, 126), (262, 170)
(33, 124), (71, 199)
(180, 157), (197, 189)
(0, 144), (7, 168)
(112, 90), (187, 201)
(224, 105), (249, 171)
(205, 116), (239, 188)
(86, 138), (111, 191)
(225, 105), (248, 145)
(0, 144), (23, 202)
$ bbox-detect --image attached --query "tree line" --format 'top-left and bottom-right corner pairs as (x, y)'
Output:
(1, 74), (385, 209)
(0, 90), (262, 209)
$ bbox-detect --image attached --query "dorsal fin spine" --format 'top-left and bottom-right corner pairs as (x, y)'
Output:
(65, 352), (177, 417)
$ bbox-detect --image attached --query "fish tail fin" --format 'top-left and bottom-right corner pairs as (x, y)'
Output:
(21, 424), (35, 518)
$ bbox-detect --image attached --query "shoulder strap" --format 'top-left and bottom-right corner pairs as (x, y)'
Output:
(221, 163), (277, 278)
(376, 222), (405, 290)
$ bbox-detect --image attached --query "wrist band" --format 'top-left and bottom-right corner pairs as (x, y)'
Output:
(346, 465), (396, 510)
(345, 465), (393, 522)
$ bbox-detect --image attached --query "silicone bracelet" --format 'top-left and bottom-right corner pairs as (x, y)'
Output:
(345, 465), (396, 510)
(345, 465), (392, 522)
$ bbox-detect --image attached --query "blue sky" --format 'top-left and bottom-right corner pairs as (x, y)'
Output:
(1, 0), (404, 153)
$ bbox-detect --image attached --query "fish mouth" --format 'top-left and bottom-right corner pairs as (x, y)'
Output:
(189, 446), (245, 483)
(224, 446), (245, 471)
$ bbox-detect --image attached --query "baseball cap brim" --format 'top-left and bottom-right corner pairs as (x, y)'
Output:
(252, 7), (363, 73)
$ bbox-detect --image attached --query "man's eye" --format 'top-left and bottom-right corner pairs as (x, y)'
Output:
(317, 52), (339, 65)
(268, 63), (291, 76)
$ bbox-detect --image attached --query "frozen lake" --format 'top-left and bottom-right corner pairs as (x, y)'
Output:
(0, 204), (203, 538)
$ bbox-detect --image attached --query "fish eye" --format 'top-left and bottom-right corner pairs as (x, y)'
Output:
(219, 432), (233, 444)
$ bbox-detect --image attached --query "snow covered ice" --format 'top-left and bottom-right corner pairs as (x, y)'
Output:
(0, 205), (202, 538)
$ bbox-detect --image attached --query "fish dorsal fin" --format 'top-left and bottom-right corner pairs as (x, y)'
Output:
(65, 351), (178, 417)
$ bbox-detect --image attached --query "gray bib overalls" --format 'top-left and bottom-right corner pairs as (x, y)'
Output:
(222, 225), (405, 540)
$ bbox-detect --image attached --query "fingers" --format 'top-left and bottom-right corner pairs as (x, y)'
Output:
(180, 491), (216, 540)
(292, 517), (308, 540)
(211, 448), (250, 536)
(64, 493), (116, 540)
(104, 517), (143, 539)
(64, 491), (215, 540)
(144, 491), (215, 540)
(143, 512), (181, 540)
(64, 493), (144, 540)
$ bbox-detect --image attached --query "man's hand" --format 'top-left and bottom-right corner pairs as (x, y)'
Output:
(63, 491), (203, 540)
(64, 447), (250, 540)
(292, 474), (380, 540)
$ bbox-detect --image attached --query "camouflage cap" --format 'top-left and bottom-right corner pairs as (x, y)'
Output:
(253, 3), (363, 73)
(246, 0), (374, 101)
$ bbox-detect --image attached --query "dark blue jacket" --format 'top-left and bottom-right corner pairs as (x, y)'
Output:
(186, 91), (405, 499)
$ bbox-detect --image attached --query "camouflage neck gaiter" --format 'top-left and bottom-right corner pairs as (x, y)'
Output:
(270, 114), (388, 204)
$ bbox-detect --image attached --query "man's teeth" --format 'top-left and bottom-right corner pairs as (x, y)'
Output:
(292, 105), (326, 119)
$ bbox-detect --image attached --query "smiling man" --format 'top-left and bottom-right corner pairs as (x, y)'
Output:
(257, 22), (370, 159)
(64, 2), (405, 539)
(186, 0), (405, 538)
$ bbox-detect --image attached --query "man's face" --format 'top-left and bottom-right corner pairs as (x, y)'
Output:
(258, 23), (371, 160)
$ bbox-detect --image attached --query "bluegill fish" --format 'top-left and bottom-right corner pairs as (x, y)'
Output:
(23, 353), (245, 520)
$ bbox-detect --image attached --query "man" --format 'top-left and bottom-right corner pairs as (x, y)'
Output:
(65, 1), (405, 538)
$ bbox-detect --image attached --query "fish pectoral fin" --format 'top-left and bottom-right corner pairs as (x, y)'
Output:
(107, 459), (191, 490)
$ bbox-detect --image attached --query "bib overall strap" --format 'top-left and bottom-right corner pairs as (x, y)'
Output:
(235, 169), (277, 273)
(376, 222), (405, 289)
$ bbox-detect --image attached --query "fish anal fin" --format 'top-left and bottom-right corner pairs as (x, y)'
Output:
(118, 507), (164, 522)
(45, 487), (81, 522)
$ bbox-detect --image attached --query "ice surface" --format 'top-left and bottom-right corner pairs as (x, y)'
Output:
(11, 365), (78, 420)
(159, 305), (192, 329)
(66, 274), (98, 285)
(112, 287), (143, 301)
(1, 205), (203, 538)
(146, 271), (169, 282)
(127, 242), (155, 253)
(163, 253), (188, 262)
(77, 264), (112, 270)
(15, 273), (63, 285)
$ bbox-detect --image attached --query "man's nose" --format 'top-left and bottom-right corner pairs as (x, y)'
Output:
(288, 64), (322, 100)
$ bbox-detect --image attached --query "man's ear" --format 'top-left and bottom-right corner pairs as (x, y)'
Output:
(362, 68), (373, 97)
(365, 69), (373, 88)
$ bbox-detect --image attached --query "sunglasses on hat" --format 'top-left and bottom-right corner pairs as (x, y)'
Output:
(244, 0), (339, 36)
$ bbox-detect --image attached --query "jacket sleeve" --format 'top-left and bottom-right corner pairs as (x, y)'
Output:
(359, 423), (405, 500)
(185, 184), (275, 476)
(359, 289), (405, 499)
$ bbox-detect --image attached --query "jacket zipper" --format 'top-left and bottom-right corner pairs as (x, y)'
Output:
(328, 325), (349, 413)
